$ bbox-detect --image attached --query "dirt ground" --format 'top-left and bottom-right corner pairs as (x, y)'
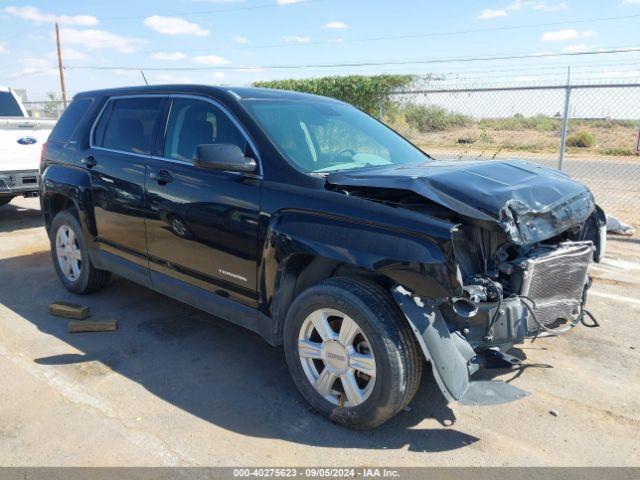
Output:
(0, 197), (638, 467)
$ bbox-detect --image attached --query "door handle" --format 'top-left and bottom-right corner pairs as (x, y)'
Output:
(81, 156), (97, 168)
(149, 169), (173, 185)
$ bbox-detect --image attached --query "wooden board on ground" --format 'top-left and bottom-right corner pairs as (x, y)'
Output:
(49, 301), (91, 320)
(67, 320), (117, 333)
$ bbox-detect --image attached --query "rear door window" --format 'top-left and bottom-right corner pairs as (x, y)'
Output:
(98, 97), (163, 155)
(48, 98), (92, 144)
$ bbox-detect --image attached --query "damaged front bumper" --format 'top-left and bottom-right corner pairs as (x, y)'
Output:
(392, 287), (530, 406)
(391, 241), (595, 406)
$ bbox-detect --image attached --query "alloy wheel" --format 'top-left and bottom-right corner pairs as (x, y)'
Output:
(298, 308), (377, 407)
(55, 224), (82, 282)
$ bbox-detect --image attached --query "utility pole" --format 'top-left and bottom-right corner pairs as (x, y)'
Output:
(55, 22), (67, 109)
(558, 66), (571, 171)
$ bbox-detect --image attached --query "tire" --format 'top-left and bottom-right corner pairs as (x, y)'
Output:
(50, 209), (111, 294)
(0, 196), (13, 207)
(283, 277), (423, 429)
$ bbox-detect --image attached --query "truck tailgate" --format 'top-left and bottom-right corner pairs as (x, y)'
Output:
(0, 121), (53, 172)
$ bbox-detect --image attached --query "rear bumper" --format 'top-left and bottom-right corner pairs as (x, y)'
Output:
(0, 170), (40, 196)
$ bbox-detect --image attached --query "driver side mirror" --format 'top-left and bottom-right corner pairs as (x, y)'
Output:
(194, 143), (257, 174)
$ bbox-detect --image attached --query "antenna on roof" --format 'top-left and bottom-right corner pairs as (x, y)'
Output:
(140, 70), (149, 86)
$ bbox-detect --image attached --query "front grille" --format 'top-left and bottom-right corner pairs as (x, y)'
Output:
(520, 242), (593, 334)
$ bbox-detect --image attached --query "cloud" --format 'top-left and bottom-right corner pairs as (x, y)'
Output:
(52, 48), (86, 60)
(328, 38), (344, 43)
(323, 21), (348, 29)
(479, 9), (508, 19)
(542, 29), (578, 41)
(563, 43), (589, 52)
(277, 0), (308, 4)
(3, 5), (98, 26)
(212, 72), (225, 79)
(148, 73), (192, 84)
(236, 67), (266, 72)
(530, 1), (568, 11)
(0, 43), (7, 55)
(60, 28), (146, 53)
(622, 0), (640, 4)
(191, 54), (231, 65)
(233, 36), (248, 44)
(479, 1), (568, 19)
(282, 36), (311, 43)
(7, 56), (58, 80)
(541, 29), (596, 41)
(143, 16), (210, 36)
(151, 51), (187, 61)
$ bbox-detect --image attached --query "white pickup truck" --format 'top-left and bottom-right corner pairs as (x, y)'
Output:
(0, 87), (55, 207)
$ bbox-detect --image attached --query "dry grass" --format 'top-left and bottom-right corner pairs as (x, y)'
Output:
(388, 116), (640, 160)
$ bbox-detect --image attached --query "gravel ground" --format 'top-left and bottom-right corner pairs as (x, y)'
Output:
(0, 196), (638, 467)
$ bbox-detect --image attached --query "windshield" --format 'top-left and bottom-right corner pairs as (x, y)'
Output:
(242, 99), (429, 174)
(0, 91), (25, 117)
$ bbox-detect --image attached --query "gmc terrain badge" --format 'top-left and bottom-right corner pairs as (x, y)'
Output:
(17, 136), (37, 145)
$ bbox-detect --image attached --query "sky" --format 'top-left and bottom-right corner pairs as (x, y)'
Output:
(0, 0), (639, 100)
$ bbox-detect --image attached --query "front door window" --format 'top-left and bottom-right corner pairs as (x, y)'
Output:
(163, 98), (248, 161)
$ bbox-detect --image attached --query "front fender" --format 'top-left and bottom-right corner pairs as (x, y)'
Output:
(263, 210), (459, 300)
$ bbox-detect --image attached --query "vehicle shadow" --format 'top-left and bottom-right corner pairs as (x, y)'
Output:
(0, 250), (480, 453)
(0, 201), (43, 233)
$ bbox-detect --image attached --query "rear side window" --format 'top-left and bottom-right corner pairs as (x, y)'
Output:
(48, 98), (92, 144)
(97, 97), (163, 155)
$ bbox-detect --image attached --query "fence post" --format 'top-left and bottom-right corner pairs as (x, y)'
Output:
(378, 99), (385, 120)
(558, 69), (572, 170)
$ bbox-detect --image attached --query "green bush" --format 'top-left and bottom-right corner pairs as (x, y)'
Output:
(404, 105), (469, 132)
(566, 131), (596, 148)
(253, 75), (414, 117)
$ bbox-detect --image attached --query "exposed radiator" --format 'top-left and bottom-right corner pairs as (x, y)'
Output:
(519, 242), (593, 334)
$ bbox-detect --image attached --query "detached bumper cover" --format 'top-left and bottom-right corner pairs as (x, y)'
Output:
(392, 286), (529, 405)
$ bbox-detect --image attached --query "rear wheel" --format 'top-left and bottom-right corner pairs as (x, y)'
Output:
(50, 210), (111, 294)
(283, 277), (423, 429)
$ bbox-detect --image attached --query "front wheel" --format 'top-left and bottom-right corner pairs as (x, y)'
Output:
(0, 196), (14, 207)
(50, 209), (111, 294)
(283, 277), (423, 429)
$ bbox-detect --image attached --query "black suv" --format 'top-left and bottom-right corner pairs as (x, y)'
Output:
(40, 85), (605, 429)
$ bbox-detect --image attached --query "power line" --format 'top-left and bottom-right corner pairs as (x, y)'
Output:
(134, 13), (640, 54)
(316, 59), (640, 77)
(99, 0), (326, 21)
(66, 46), (640, 72)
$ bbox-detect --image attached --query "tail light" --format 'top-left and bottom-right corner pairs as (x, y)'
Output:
(39, 141), (48, 174)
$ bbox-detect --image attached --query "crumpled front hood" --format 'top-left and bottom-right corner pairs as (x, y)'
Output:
(327, 159), (595, 245)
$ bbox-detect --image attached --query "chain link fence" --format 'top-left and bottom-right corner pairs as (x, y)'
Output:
(22, 100), (65, 119)
(388, 82), (640, 227)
